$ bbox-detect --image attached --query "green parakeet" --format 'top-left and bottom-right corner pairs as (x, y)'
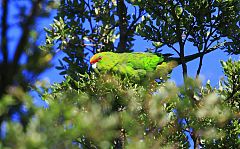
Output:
(90, 52), (176, 81)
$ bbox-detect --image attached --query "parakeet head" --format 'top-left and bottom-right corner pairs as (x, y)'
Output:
(90, 53), (103, 68)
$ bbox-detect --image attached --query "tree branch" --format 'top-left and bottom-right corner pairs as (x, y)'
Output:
(84, 0), (97, 54)
(184, 119), (201, 149)
(170, 41), (226, 65)
(168, 1), (187, 79)
(1, 0), (9, 64)
(196, 56), (203, 78)
(167, 44), (180, 56)
(13, 0), (42, 70)
(116, 0), (128, 52)
(126, 7), (144, 35)
(195, 1), (218, 78)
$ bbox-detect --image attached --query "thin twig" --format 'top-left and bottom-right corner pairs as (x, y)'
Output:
(167, 44), (180, 56)
(126, 7), (145, 35)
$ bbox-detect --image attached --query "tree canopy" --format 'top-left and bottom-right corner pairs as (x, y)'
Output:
(0, 0), (239, 148)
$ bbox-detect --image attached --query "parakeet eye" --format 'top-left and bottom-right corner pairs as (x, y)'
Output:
(98, 56), (102, 61)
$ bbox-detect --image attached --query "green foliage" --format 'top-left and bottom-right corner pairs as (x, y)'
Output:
(1, 0), (239, 148)
(2, 59), (239, 148)
(220, 59), (240, 108)
(38, 72), (192, 148)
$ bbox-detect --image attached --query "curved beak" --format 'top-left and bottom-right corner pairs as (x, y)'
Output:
(90, 57), (95, 65)
(90, 56), (102, 65)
